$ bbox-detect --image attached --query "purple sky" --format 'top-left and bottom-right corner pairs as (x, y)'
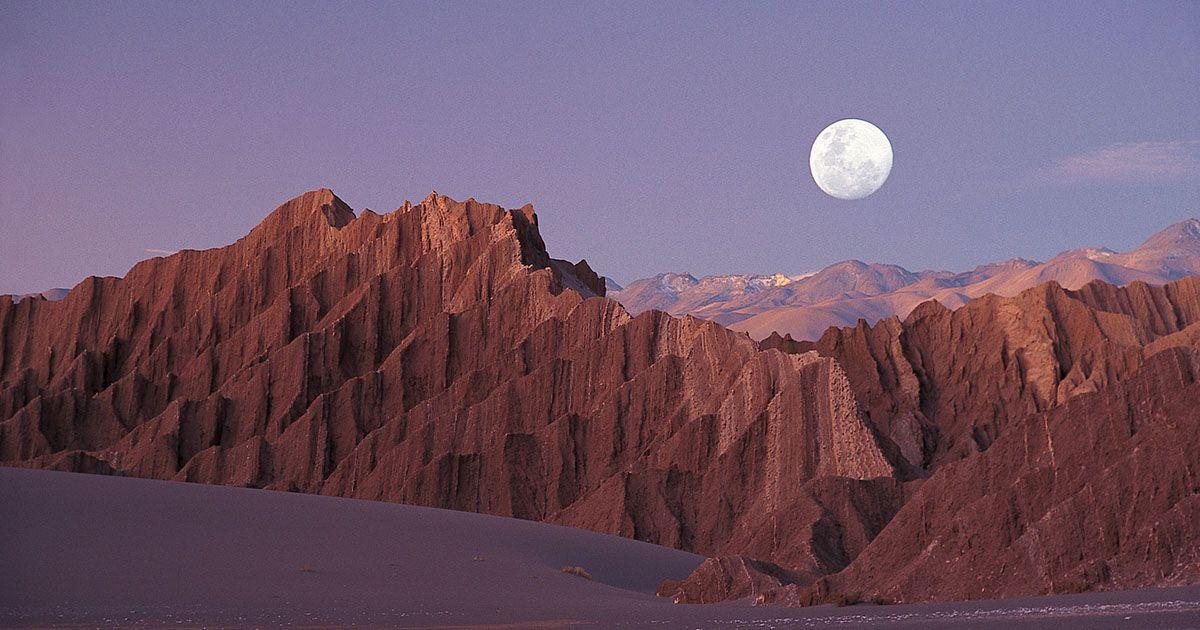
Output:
(1, 1), (1198, 294)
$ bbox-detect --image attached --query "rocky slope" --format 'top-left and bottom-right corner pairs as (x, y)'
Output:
(3, 189), (1199, 607)
(771, 279), (1200, 473)
(0, 189), (897, 579)
(613, 218), (1200, 341)
(775, 343), (1200, 605)
(701, 276), (1200, 603)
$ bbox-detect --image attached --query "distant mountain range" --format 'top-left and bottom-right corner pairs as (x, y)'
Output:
(7, 288), (69, 304)
(612, 218), (1200, 341)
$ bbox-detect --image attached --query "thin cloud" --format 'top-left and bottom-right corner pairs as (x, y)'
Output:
(1043, 140), (1200, 185)
(144, 248), (178, 255)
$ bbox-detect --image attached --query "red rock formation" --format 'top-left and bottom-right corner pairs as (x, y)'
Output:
(787, 279), (1200, 473)
(0, 189), (895, 575)
(743, 277), (1200, 603)
(5, 188), (1200, 607)
(778, 345), (1200, 605)
(656, 556), (801, 604)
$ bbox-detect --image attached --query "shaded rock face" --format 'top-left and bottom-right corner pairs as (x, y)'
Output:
(747, 277), (1200, 604)
(783, 346), (1200, 605)
(649, 277), (1200, 607)
(786, 279), (1200, 474)
(0, 189), (894, 572)
(656, 555), (801, 604)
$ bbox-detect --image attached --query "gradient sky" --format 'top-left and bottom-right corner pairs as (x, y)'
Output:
(1, 1), (1198, 294)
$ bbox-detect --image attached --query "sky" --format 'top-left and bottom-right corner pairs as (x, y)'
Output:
(1, 1), (1198, 294)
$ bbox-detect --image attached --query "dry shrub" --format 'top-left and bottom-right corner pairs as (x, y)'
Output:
(560, 565), (593, 580)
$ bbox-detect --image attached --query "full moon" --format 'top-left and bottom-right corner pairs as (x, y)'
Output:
(809, 119), (893, 200)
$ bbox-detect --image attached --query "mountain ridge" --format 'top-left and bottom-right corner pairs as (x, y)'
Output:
(0, 189), (899, 584)
(4, 190), (1200, 608)
(611, 217), (1200, 341)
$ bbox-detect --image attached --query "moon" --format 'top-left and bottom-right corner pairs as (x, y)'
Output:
(809, 119), (893, 200)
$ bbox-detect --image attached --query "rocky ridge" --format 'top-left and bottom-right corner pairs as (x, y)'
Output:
(0, 189), (894, 578)
(3, 190), (1200, 607)
(665, 275), (1200, 603)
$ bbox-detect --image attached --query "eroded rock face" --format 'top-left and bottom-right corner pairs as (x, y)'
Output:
(755, 277), (1200, 603)
(5, 188), (1200, 607)
(656, 555), (801, 604)
(0, 189), (894, 569)
(784, 279), (1200, 474)
(785, 346), (1200, 605)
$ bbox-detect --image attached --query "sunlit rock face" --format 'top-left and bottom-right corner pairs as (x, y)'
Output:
(6, 188), (1200, 608)
(0, 189), (896, 577)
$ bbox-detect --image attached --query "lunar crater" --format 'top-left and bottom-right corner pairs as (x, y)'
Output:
(809, 119), (893, 200)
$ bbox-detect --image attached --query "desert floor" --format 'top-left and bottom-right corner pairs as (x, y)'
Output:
(3, 467), (1198, 629)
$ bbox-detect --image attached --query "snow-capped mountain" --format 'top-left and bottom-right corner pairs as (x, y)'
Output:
(611, 218), (1200, 341)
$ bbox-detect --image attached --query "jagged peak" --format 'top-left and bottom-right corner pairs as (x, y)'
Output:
(1136, 217), (1200, 253)
(653, 273), (699, 293)
(906, 298), (953, 322)
(254, 188), (356, 235)
(551, 258), (606, 297)
(401, 191), (551, 272)
(411, 190), (532, 224)
(421, 190), (450, 207)
(973, 257), (1039, 270)
(808, 259), (917, 278)
(821, 259), (871, 272)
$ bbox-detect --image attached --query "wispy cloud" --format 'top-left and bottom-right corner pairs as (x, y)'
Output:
(144, 248), (178, 256)
(1043, 140), (1200, 185)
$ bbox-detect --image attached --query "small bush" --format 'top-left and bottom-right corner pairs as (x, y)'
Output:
(560, 565), (593, 580)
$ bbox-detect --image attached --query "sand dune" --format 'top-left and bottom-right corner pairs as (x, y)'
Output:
(4, 467), (1200, 628)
